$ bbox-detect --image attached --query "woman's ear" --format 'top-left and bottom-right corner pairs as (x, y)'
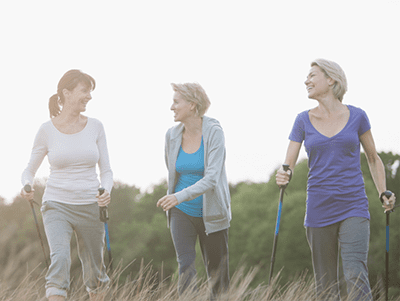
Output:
(62, 88), (71, 98)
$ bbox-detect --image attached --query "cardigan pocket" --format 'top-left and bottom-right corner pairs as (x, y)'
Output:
(203, 193), (229, 223)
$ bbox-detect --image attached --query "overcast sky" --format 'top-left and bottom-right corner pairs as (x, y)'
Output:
(1, 0), (399, 203)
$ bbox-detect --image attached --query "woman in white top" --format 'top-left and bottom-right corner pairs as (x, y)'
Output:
(21, 70), (113, 301)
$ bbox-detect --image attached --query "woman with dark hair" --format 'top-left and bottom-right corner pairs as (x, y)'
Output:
(21, 69), (113, 301)
(276, 59), (396, 300)
(157, 83), (231, 299)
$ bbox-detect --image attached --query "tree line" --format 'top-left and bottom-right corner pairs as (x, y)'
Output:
(0, 151), (399, 298)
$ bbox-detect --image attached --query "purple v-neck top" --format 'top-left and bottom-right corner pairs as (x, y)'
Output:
(289, 105), (371, 227)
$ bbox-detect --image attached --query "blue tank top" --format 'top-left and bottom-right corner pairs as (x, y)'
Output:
(174, 137), (204, 217)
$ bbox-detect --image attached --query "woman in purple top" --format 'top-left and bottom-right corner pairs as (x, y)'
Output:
(276, 59), (396, 300)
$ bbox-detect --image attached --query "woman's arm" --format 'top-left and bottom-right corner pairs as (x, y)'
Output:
(157, 131), (176, 211)
(97, 120), (113, 206)
(173, 126), (226, 204)
(20, 125), (48, 200)
(360, 129), (396, 211)
(276, 140), (302, 186)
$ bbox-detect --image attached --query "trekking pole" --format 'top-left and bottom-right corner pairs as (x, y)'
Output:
(383, 191), (396, 301)
(269, 164), (290, 285)
(24, 184), (49, 269)
(385, 210), (390, 301)
(98, 187), (113, 272)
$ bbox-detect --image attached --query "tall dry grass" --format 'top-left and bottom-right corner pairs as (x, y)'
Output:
(0, 222), (395, 300)
(0, 259), (394, 301)
(0, 262), (292, 301)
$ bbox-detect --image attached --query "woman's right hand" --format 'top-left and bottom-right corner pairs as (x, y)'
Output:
(20, 187), (34, 201)
(276, 167), (292, 187)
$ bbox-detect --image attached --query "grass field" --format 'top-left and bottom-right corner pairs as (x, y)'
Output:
(0, 222), (396, 300)
(0, 259), (394, 301)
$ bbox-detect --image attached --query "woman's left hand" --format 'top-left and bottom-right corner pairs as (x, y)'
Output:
(382, 192), (396, 213)
(157, 195), (178, 211)
(97, 189), (111, 207)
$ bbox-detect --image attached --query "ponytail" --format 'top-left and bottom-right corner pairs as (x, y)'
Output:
(49, 69), (96, 118)
(49, 93), (61, 118)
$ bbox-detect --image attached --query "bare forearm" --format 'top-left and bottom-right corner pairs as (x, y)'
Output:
(366, 154), (386, 195)
(276, 141), (301, 186)
(284, 141), (302, 173)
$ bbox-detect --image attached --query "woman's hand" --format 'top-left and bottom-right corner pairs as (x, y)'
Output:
(96, 189), (111, 207)
(157, 195), (178, 211)
(276, 167), (292, 187)
(20, 187), (34, 201)
(382, 192), (396, 213)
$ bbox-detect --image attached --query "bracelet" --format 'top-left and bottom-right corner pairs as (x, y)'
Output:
(380, 190), (393, 204)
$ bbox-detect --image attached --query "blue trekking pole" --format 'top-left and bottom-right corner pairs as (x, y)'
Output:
(269, 164), (291, 285)
(382, 190), (396, 301)
(98, 187), (113, 272)
(24, 184), (49, 269)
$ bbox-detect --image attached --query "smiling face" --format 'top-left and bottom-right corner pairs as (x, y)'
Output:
(305, 65), (334, 100)
(170, 91), (195, 122)
(63, 82), (92, 113)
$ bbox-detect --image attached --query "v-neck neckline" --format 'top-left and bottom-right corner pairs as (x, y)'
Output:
(307, 105), (351, 139)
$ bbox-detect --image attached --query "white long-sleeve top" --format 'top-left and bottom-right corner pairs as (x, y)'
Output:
(21, 117), (113, 205)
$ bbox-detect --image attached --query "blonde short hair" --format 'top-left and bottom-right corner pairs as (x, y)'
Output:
(311, 59), (348, 102)
(171, 83), (211, 117)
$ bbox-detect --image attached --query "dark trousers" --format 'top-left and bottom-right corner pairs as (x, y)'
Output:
(306, 217), (372, 301)
(170, 207), (229, 298)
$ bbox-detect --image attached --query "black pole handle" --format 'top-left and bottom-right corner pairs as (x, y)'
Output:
(280, 164), (291, 188)
(381, 191), (393, 203)
(98, 187), (105, 195)
(24, 184), (32, 193)
(382, 191), (395, 214)
(98, 188), (109, 222)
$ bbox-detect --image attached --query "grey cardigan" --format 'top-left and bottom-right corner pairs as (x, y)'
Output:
(165, 116), (232, 234)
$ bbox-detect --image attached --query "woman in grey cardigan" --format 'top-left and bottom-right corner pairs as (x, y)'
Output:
(157, 83), (231, 298)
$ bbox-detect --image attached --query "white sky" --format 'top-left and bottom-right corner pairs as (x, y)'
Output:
(1, 0), (399, 203)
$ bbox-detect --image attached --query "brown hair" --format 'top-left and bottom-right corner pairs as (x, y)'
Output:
(49, 70), (96, 118)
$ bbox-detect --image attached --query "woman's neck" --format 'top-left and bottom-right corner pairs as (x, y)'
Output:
(182, 116), (203, 136)
(56, 109), (84, 125)
(315, 96), (345, 116)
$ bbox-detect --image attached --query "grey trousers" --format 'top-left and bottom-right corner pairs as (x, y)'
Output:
(169, 207), (229, 299)
(306, 217), (372, 301)
(41, 201), (109, 298)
